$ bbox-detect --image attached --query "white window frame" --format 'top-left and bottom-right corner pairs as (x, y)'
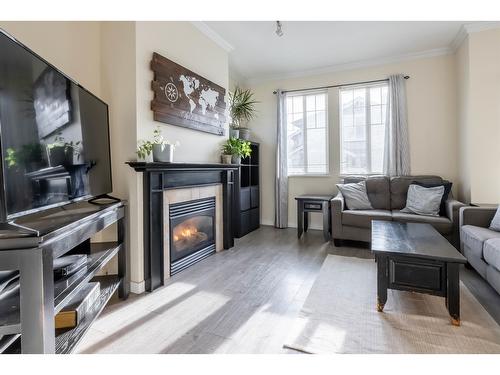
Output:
(285, 89), (329, 177)
(339, 83), (388, 176)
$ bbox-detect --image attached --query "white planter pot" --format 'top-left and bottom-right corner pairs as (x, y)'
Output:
(153, 144), (174, 162)
(231, 155), (241, 164)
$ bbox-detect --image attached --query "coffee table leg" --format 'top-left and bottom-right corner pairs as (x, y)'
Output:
(446, 262), (460, 326)
(376, 255), (388, 312)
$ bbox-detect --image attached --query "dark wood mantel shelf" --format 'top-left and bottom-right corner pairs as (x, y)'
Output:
(127, 161), (238, 292)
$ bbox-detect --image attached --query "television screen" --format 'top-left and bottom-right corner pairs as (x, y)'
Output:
(0, 30), (112, 219)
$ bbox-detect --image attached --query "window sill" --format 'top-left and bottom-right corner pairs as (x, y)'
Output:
(288, 174), (332, 178)
(339, 173), (385, 178)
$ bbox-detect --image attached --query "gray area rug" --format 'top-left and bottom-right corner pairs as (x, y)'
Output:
(284, 255), (500, 354)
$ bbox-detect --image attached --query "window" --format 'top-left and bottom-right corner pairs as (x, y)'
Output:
(340, 84), (388, 175)
(286, 91), (328, 175)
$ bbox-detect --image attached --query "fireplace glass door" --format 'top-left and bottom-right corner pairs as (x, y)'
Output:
(169, 198), (216, 266)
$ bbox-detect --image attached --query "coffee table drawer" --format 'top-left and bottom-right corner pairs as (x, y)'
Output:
(389, 258), (445, 294)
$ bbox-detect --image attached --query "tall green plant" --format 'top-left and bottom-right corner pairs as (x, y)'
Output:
(229, 87), (258, 129)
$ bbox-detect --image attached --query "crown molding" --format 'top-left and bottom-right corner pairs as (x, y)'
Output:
(245, 47), (452, 86)
(451, 21), (500, 51)
(190, 21), (234, 52)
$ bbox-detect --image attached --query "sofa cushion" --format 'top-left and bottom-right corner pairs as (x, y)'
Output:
(401, 184), (445, 217)
(390, 175), (443, 210)
(460, 225), (500, 259)
(484, 238), (500, 272)
(392, 210), (452, 234)
(342, 209), (392, 229)
(336, 181), (373, 210)
(343, 176), (390, 210)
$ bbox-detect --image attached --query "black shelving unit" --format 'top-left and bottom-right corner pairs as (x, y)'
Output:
(234, 142), (260, 238)
(0, 200), (128, 354)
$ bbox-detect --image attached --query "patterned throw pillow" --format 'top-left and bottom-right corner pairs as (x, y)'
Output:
(336, 181), (373, 210)
(490, 206), (500, 232)
(401, 184), (444, 217)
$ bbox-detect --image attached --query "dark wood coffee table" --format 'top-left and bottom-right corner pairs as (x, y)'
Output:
(371, 220), (467, 326)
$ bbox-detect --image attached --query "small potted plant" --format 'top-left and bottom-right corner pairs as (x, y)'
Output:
(136, 140), (153, 162)
(221, 137), (252, 164)
(229, 87), (258, 140)
(46, 134), (81, 167)
(151, 126), (180, 162)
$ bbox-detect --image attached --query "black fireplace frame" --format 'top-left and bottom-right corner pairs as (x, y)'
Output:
(169, 197), (216, 275)
(127, 162), (238, 292)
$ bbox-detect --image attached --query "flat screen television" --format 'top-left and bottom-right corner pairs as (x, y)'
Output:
(0, 29), (112, 221)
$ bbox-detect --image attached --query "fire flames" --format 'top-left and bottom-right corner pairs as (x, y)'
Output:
(173, 225), (199, 242)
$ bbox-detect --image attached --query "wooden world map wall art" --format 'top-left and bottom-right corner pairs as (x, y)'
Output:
(151, 52), (226, 136)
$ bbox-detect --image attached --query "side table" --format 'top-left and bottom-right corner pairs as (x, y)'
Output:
(295, 195), (334, 241)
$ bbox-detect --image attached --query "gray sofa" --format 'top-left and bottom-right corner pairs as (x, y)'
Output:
(460, 206), (500, 294)
(331, 175), (466, 247)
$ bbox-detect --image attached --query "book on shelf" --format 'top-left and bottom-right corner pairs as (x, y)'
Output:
(55, 282), (100, 329)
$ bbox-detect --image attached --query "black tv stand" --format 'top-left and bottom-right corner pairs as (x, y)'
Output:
(0, 199), (129, 353)
(88, 194), (121, 205)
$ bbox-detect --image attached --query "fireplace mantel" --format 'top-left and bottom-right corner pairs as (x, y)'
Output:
(127, 162), (238, 292)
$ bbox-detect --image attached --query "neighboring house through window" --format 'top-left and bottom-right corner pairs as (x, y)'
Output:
(286, 90), (328, 176)
(340, 83), (388, 175)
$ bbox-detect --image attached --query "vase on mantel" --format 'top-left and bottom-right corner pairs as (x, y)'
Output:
(153, 144), (174, 162)
(221, 154), (232, 164)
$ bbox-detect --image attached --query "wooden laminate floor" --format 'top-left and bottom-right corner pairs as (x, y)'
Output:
(76, 226), (500, 354)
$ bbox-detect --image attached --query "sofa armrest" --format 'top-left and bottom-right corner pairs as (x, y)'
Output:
(331, 193), (344, 239)
(445, 199), (467, 223)
(459, 206), (497, 228)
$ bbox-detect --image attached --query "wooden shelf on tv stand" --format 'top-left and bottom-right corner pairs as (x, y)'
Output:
(0, 199), (129, 354)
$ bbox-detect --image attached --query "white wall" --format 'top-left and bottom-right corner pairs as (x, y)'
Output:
(467, 28), (500, 204)
(0, 21), (102, 97)
(247, 53), (459, 229)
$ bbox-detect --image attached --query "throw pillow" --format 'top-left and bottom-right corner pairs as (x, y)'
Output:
(336, 181), (373, 210)
(413, 181), (452, 216)
(490, 206), (500, 231)
(401, 184), (444, 217)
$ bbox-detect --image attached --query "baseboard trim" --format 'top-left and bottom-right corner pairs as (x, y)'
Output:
(130, 280), (145, 294)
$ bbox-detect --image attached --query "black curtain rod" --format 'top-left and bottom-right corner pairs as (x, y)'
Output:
(273, 76), (410, 95)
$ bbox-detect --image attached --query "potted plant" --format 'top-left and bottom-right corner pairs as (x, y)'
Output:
(229, 87), (258, 140)
(221, 137), (252, 164)
(136, 140), (153, 162)
(151, 126), (180, 162)
(46, 134), (81, 167)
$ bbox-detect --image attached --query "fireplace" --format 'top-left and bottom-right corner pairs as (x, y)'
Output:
(169, 197), (216, 275)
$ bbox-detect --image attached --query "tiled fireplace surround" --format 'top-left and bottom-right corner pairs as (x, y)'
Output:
(163, 185), (224, 280)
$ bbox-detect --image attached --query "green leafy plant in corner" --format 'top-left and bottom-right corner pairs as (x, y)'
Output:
(221, 137), (252, 158)
(229, 87), (258, 129)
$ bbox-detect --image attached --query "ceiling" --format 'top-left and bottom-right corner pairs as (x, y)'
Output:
(202, 21), (482, 83)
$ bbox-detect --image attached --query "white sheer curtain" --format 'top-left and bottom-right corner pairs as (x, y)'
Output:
(383, 74), (411, 176)
(275, 89), (288, 228)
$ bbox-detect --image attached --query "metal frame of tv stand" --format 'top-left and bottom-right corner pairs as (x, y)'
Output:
(0, 201), (129, 353)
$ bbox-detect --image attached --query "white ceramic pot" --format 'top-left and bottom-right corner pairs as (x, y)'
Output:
(153, 144), (174, 162)
(231, 155), (241, 164)
(138, 152), (154, 163)
(221, 154), (232, 164)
